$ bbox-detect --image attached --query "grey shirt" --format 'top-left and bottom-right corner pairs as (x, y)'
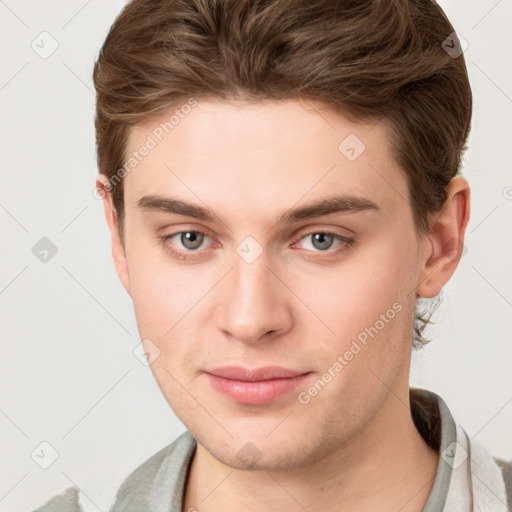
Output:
(32, 388), (510, 512)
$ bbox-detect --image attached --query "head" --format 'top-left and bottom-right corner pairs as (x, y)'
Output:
(93, 0), (471, 470)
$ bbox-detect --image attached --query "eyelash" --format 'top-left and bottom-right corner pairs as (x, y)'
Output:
(157, 230), (355, 261)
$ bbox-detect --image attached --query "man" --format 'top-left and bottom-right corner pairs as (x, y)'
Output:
(33, 0), (510, 510)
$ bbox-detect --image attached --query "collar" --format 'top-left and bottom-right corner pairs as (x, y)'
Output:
(411, 387), (508, 511)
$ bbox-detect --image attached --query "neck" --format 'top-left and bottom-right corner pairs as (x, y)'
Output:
(183, 386), (439, 512)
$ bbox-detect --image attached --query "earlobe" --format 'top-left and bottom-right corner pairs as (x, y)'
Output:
(416, 176), (471, 299)
(95, 174), (131, 295)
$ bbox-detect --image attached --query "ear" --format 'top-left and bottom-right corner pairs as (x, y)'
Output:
(96, 174), (131, 295)
(416, 176), (471, 298)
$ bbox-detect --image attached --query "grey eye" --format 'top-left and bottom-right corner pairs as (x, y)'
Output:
(180, 231), (205, 250)
(309, 233), (336, 251)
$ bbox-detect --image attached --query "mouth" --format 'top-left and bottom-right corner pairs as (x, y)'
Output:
(204, 366), (312, 405)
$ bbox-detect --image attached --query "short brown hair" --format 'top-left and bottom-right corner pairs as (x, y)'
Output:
(93, 0), (472, 347)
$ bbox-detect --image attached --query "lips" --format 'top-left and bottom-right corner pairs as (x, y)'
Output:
(205, 365), (307, 381)
(204, 366), (311, 405)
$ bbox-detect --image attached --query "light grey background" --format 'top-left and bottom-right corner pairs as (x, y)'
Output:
(1, 1), (511, 510)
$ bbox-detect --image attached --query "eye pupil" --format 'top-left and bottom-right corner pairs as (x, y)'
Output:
(312, 233), (334, 251)
(181, 231), (204, 250)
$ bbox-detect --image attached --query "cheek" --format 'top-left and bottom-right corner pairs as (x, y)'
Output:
(291, 246), (416, 338)
(290, 266), (415, 421)
(126, 256), (224, 378)
(288, 240), (418, 391)
(128, 271), (178, 338)
(126, 240), (209, 332)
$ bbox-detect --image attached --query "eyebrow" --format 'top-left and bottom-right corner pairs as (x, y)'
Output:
(137, 193), (380, 225)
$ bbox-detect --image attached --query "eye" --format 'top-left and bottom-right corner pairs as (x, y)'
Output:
(295, 231), (354, 256)
(157, 230), (212, 260)
(172, 231), (207, 250)
(158, 228), (354, 261)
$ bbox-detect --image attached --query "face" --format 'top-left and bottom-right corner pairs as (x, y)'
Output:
(111, 98), (430, 471)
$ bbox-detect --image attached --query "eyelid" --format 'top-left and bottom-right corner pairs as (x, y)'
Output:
(292, 224), (353, 243)
(295, 223), (355, 237)
(160, 222), (216, 240)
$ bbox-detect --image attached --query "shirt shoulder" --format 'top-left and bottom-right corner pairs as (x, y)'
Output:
(110, 430), (196, 512)
(28, 431), (196, 512)
(30, 487), (82, 512)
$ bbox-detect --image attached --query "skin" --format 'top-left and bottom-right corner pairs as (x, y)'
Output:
(97, 98), (470, 512)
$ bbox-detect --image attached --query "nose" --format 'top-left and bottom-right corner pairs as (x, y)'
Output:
(215, 247), (293, 344)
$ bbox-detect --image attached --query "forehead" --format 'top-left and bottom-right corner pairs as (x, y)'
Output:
(122, 98), (408, 220)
